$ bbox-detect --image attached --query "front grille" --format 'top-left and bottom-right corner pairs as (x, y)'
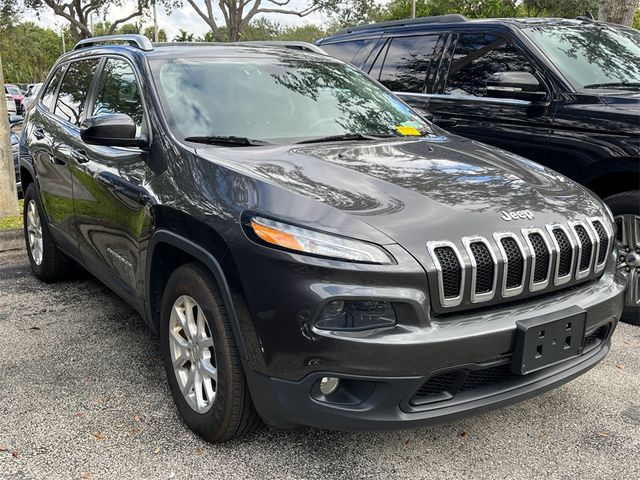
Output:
(529, 233), (550, 283)
(592, 220), (609, 265)
(433, 247), (461, 298)
(574, 224), (593, 271)
(501, 237), (524, 289)
(470, 242), (494, 294)
(553, 229), (572, 277)
(427, 218), (613, 312)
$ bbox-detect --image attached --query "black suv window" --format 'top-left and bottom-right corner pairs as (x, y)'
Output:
(322, 39), (376, 66)
(93, 58), (144, 135)
(41, 67), (66, 111)
(446, 34), (535, 97)
(54, 59), (100, 126)
(375, 35), (440, 93)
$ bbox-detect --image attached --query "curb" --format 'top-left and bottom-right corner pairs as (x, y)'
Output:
(0, 229), (24, 252)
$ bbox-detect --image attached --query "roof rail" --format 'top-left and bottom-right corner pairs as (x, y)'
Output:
(335, 14), (468, 36)
(74, 34), (154, 51)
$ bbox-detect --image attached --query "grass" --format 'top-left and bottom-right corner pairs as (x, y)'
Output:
(0, 199), (23, 231)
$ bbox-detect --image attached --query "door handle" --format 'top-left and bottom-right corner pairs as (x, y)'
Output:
(434, 117), (458, 128)
(33, 127), (45, 139)
(71, 149), (89, 164)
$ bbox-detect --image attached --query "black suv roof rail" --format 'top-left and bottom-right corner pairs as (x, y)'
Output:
(335, 14), (468, 35)
(74, 34), (154, 51)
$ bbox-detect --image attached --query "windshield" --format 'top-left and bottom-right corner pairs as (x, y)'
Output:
(525, 23), (640, 91)
(6, 85), (21, 95)
(150, 56), (431, 143)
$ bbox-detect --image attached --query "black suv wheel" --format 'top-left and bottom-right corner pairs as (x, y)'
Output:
(160, 263), (261, 442)
(606, 191), (640, 325)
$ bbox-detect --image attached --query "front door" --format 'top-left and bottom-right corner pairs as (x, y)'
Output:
(425, 32), (552, 164)
(72, 56), (153, 305)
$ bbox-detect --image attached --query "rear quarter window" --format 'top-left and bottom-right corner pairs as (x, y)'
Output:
(322, 39), (376, 66)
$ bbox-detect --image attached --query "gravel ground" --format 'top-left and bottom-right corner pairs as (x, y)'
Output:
(0, 246), (638, 480)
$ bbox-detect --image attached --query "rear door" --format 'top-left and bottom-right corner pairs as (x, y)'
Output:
(426, 32), (552, 163)
(73, 56), (153, 304)
(26, 59), (100, 254)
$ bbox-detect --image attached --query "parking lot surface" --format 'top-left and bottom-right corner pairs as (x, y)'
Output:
(0, 247), (638, 480)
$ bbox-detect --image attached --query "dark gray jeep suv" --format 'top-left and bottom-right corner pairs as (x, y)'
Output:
(19, 35), (625, 442)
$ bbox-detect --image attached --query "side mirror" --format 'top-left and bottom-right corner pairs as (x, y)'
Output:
(80, 113), (147, 148)
(486, 72), (546, 102)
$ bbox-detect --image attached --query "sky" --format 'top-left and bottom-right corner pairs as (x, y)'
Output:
(24, 0), (368, 42)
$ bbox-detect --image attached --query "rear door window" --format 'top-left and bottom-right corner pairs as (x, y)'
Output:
(446, 34), (535, 97)
(375, 35), (440, 93)
(54, 58), (100, 126)
(40, 67), (66, 111)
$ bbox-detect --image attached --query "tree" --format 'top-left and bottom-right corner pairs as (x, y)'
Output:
(0, 22), (63, 82)
(18, 0), (149, 40)
(173, 0), (335, 42)
(0, 54), (19, 218)
(143, 24), (167, 41)
(173, 28), (194, 41)
(598, 0), (639, 26)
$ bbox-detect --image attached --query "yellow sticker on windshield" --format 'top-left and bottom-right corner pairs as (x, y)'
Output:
(396, 125), (422, 136)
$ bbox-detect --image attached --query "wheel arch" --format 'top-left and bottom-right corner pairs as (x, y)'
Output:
(584, 159), (640, 200)
(146, 228), (251, 361)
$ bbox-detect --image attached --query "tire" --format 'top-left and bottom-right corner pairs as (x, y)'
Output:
(160, 263), (261, 442)
(23, 184), (72, 282)
(604, 190), (640, 325)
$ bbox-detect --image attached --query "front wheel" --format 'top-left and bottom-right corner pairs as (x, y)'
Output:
(606, 191), (640, 325)
(160, 263), (261, 442)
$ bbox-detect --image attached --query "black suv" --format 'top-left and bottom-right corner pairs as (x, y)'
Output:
(318, 16), (640, 323)
(20, 34), (625, 442)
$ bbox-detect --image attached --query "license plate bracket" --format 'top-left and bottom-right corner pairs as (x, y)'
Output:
(511, 306), (587, 375)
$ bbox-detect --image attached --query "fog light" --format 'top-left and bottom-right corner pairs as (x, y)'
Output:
(316, 300), (397, 331)
(319, 376), (340, 395)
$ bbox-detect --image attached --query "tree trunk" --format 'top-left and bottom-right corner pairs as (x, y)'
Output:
(598, 0), (639, 26)
(0, 55), (19, 218)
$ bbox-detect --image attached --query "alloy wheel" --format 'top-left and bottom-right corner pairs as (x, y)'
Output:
(169, 295), (218, 414)
(26, 199), (43, 266)
(615, 214), (640, 310)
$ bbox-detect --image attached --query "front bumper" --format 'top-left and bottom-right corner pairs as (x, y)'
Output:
(242, 263), (625, 430)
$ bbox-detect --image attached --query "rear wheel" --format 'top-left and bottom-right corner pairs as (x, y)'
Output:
(23, 184), (72, 282)
(160, 263), (261, 441)
(606, 191), (640, 325)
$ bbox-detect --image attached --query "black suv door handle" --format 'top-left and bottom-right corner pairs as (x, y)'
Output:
(71, 149), (89, 164)
(33, 127), (46, 139)
(434, 117), (458, 128)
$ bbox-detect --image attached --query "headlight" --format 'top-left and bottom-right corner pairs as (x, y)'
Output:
(247, 215), (394, 264)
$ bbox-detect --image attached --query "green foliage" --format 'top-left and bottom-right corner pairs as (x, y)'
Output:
(143, 25), (168, 42)
(173, 29), (194, 42)
(0, 22), (63, 83)
(634, 9), (640, 28)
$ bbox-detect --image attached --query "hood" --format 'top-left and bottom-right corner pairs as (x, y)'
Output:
(598, 91), (640, 115)
(196, 133), (607, 248)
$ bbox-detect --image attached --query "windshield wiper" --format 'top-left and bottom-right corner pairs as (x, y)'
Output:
(296, 133), (402, 144)
(184, 135), (271, 146)
(582, 82), (640, 90)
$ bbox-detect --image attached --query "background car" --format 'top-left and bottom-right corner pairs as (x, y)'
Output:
(5, 93), (17, 115)
(10, 127), (21, 197)
(5, 83), (25, 114)
(21, 83), (42, 113)
(318, 16), (640, 324)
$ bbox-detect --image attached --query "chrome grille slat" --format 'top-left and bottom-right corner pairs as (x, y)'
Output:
(462, 236), (497, 303)
(427, 218), (614, 312)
